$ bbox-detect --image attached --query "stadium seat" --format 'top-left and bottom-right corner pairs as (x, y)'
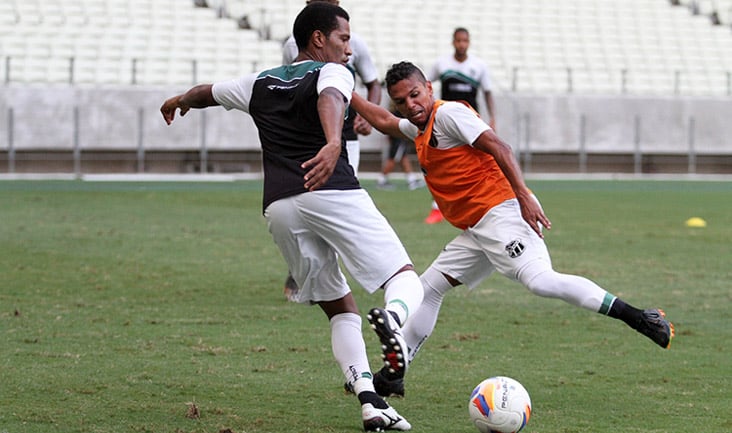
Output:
(1, 0), (731, 95)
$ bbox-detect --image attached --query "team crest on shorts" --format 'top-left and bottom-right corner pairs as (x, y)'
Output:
(505, 239), (525, 258)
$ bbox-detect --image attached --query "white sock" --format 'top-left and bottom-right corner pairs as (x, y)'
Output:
(383, 270), (424, 327)
(331, 313), (375, 392)
(402, 266), (452, 362)
(519, 261), (609, 311)
(352, 377), (376, 396)
(406, 173), (417, 183)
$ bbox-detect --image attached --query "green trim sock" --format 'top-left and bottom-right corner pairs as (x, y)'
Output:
(386, 299), (408, 327)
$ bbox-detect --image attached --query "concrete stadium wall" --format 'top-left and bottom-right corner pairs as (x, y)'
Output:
(1, 85), (731, 164)
(492, 94), (732, 155)
(0, 84), (260, 152)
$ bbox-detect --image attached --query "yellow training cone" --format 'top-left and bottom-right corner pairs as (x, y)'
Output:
(685, 217), (707, 228)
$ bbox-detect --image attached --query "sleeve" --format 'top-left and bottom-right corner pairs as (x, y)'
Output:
(437, 102), (490, 146)
(281, 36), (298, 64)
(427, 58), (441, 82)
(479, 59), (493, 91)
(211, 73), (258, 112)
(349, 34), (379, 84)
(317, 63), (354, 102)
(398, 118), (419, 140)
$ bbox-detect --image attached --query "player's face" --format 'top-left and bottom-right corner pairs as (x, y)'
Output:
(453, 31), (470, 57)
(323, 17), (351, 64)
(388, 75), (435, 129)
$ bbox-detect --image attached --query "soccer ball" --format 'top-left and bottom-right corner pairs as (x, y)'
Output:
(468, 376), (532, 433)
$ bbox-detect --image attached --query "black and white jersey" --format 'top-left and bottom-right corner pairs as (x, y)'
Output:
(213, 61), (360, 211)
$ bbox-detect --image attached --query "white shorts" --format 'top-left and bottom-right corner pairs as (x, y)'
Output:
(264, 189), (413, 303)
(430, 198), (552, 289)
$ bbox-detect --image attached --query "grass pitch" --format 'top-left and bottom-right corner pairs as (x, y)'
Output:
(1, 179), (731, 433)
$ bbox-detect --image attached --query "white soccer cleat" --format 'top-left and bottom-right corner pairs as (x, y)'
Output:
(362, 403), (412, 431)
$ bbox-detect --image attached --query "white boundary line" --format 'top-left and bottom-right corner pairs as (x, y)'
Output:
(0, 172), (731, 182)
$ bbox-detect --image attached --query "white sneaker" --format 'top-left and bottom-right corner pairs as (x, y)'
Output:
(376, 180), (396, 190)
(407, 179), (425, 190)
(362, 403), (412, 431)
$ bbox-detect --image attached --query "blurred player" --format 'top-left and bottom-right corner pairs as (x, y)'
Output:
(424, 27), (497, 224)
(350, 61), (675, 397)
(160, 6), (422, 430)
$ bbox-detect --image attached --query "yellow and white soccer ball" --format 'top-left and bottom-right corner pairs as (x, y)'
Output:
(468, 376), (532, 433)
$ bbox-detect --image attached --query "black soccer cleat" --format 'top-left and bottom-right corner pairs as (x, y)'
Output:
(374, 368), (405, 398)
(367, 308), (408, 380)
(283, 274), (299, 302)
(637, 309), (675, 348)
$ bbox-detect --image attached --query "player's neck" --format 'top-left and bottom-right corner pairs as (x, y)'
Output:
(453, 52), (468, 62)
(295, 48), (330, 64)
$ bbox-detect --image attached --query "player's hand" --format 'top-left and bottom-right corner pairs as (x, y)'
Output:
(353, 114), (373, 136)
(160, 95), (190, 125)
(302, 141), (341, 191)
(517, 194), (552, 238)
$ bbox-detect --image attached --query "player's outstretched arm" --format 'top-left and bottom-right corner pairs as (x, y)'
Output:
(160, 84), (218, 125)
(353, 79), (383, 135)
(350, 93), (408, 140)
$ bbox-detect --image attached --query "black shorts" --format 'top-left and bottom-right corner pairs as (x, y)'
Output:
(388, 137), (415, 160)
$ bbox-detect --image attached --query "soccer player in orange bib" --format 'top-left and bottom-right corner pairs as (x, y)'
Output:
(350, 61), (675, 398)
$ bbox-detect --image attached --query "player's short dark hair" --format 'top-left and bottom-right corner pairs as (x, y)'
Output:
(293, 2), (349, 51)
(453, 27), (470, 38)
(385, 61), (427, 89)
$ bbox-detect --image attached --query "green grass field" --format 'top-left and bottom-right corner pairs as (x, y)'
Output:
(1, 179), (731, 433)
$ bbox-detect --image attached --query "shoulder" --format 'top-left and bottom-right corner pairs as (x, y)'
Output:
(346, 32), (379, 82)
(214, 72), (258, 93)
(467, 55), (489, 69)
(398, 118), (419, 139)
(282, 35), (298, 63)
(432, 53), (453, 67)
(211, 72), (259, 111)
(283, 35), (296, 47)
(436, 101), (475, 117)
(434, 101), (487, 133)
(321, 63), (353, 81)
(319, 63), (354, 100)
(349, 32), (370, 51)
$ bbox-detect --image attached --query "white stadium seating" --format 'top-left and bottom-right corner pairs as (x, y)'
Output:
(1, 0), (731, 95)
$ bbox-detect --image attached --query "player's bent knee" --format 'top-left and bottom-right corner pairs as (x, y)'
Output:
(518, 260), (562, 298)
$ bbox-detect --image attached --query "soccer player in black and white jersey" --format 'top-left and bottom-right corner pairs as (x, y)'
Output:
(283, 0), (381, 177)
(281, 0), (382, 302)
(160, 3), (420, 431)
